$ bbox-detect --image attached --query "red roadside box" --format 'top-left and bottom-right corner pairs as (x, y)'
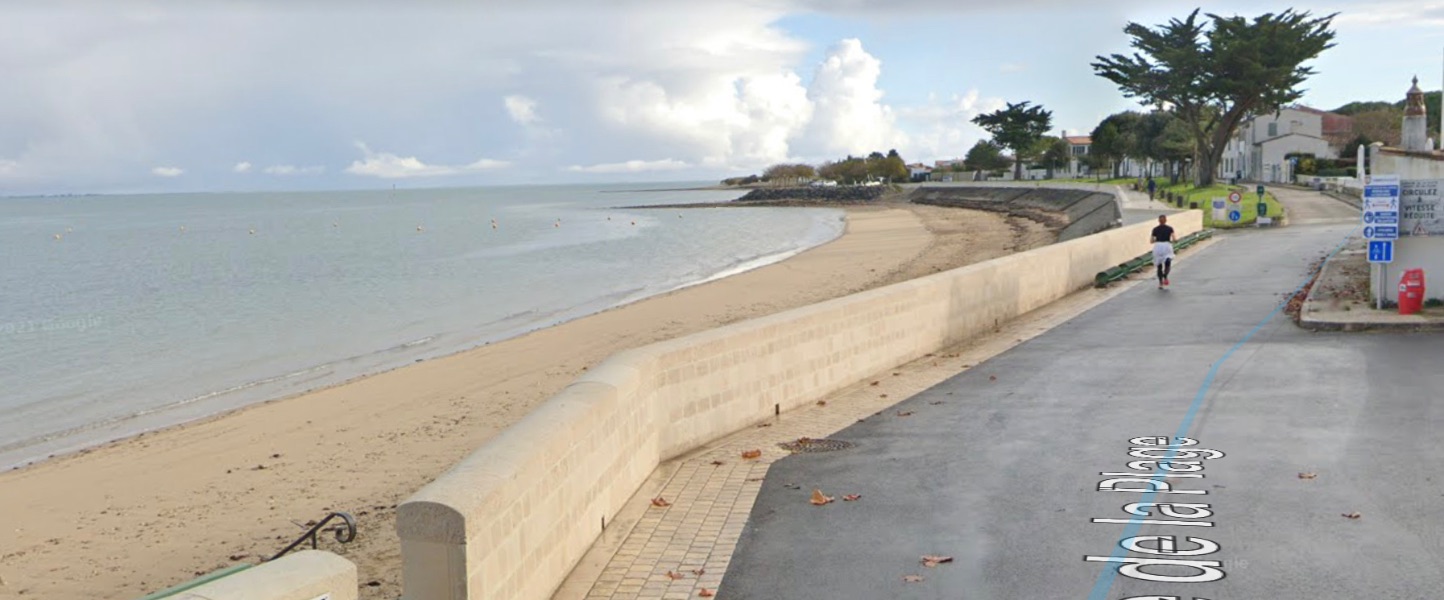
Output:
(1399, 269), (1426, 315)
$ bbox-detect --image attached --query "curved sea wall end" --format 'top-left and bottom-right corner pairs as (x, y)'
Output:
(395, 210), (1202, 600)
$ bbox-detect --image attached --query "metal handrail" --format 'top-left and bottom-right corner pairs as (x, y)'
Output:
(269, 511), (357, 561)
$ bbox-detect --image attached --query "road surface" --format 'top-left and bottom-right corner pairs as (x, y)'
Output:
(719, 221), (1444, 599)
(1270, 185), (1359, 225)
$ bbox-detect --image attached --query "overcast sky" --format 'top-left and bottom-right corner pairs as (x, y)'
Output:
(2, 0), (1441, 195)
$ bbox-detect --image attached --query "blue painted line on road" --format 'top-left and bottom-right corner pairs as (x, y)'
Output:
(1087, 229), (1357, 600)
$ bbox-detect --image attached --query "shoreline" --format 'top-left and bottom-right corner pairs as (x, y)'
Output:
(0, 202), (1055, 599)
(0, 212), (846, 474)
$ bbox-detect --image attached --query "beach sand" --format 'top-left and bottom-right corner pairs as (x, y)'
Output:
(0, 203), (1053, 599)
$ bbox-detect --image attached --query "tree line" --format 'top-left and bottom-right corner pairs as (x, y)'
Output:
(723, 150), (910, 186)
(960, 8), (1338, 187)
(729, 8), (1345, 189)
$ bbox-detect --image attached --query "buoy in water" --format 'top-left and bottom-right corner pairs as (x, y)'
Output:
(249, 229), (256, 235)
(53, 233), (62, 240)
(417, 225), (424, 232)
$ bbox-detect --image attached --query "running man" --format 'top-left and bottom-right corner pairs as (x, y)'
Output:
(1151, 214), (1176, 289)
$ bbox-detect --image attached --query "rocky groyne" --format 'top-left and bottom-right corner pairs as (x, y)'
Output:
(736, 186), (889, 203)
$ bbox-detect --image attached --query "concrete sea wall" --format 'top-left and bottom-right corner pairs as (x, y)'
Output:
(394, 210), (1202, 600)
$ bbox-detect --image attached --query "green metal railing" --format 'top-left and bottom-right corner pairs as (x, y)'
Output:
(1094, 230), (1215, 288)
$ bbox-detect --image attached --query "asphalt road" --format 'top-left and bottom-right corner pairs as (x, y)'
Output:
(1270, 185), (1360, 225)
(719, 222), (1444, 599)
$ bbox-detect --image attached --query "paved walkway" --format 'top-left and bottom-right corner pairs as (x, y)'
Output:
(721, 221), (1444, 598)
(551, 239), (1215, 600)
(1267, 184), (1359, 225)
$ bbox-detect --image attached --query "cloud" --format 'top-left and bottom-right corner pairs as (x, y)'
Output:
(897, 89), (1007, 159)
(504, 95), (540, 125)
(566, 159), (690, 174)
(151, 166), (183, 177)
(262, 164), (324, 175)
(1331, 1), (1444, 26)
(345, 142), (509, 179)
(795, 39), (906, 158)
(0, 2), (1009, 191)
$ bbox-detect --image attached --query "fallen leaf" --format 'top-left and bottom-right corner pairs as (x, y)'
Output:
(810, 489), (835, 505)
(843, 494), (862, 501)
(741, 449), (762, 460)
(1342, 512), (1361, 519)
(989, 375), (997, 381)
(756, 422), (772, 428)
(797, 437), (813, 443)
(880, 394), (889, 398)
(921, 555), (954, 567)
(710, 460), (725, 466)
(896, 410), (914, 417)
(893, 372), (901, 376)
(650, 497), (671, 507)
(816, 400), (827, 406)
(699, 589), (715, 597)
(692, 568), (706, 576)
(746, 477), (764, 482)
(870, 381), (880, 386)
(929, 401), (945, 405)
(666, 571), (685, 580)
(903, 575), (925, 583)
(1298, 472), (1317, 479)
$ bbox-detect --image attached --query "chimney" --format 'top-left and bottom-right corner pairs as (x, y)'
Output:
(1403, 76), (1430, 152)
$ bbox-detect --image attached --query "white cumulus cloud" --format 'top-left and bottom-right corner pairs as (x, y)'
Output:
(504, 95), (540, 125)
(794, 39), (907, 159)
(233, 161), (253, 173)
(566, 159), (690, 174)
(263, 164), (324, 176)
(345, 142), (510, 179)
(151, 166), (183, 177)
(898, 89), (1008, 160)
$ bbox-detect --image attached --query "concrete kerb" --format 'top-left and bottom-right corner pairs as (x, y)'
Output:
(395, 211), (1203, 600)
(1299, 248), (1444, 332)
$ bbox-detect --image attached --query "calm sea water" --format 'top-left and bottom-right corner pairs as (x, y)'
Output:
(0, 183), (844, 469)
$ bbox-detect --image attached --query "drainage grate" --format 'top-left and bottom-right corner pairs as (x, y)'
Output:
(778, 437), (855, 453)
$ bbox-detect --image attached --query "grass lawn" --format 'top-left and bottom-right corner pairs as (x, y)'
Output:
(1155, 182), (1285, 228)
(1057, 176), (1135, 185)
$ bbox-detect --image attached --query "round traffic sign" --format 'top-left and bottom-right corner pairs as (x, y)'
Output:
(1365, 213), (1374, 223)
(1228, 191), (1242, 203)
(1228, 210), (1241, 222)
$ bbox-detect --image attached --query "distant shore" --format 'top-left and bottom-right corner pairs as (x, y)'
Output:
(0, 201), (1056, 600)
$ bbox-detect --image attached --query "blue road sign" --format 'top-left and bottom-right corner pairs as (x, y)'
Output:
(1228, 210), (1241, 222)
(1364, 224), (1400, 240)
(1369, 240), (1394, 263)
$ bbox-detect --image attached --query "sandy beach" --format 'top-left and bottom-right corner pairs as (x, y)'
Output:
(0, 202), (1053, 600)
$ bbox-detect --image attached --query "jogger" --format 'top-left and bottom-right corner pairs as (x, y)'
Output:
(1151, 215), (1176, 289)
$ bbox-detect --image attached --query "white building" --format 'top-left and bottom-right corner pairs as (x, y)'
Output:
(1370, 77), (1444, 303)
(1219, 106), (1337, 183)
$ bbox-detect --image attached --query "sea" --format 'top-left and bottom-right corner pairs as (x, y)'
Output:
(0, 183), (845, 470)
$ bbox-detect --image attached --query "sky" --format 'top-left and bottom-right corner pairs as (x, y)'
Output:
(2, 0), (1442, 195)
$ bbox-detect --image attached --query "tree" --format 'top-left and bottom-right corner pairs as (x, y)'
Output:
(1351, 108), (1403, 146)
(761, 163), (817, 185)
(1035, 136), (1071, 179)
(1090, 112), (1142, 178)
(1093, 9), (1337, 186)
(1341, 134), (1373, 162)
(963, 140), (1011, 179)
(971, 101), (1053, 180)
